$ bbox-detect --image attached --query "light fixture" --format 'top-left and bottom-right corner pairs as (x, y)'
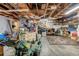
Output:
(65, 5), (79, 15)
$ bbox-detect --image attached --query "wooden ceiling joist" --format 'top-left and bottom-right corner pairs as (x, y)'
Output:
(0, 7), (5, 10)
(36, 3), (39, 15)
(0, 3), (74, 20)
(0, 4), (12, 10)
(0, 3), (19, 20)
(48, 3), (61, 17)
(44, 3), (49, 18)
(10, 13), (18, 18)
(0, 4), (9, 10)
(7, 4), (15, 9)
(9, 3), (17, 9)
(18, 3), (29, 9)
(54, 4), (72, 18)
(0, 13), (18, 20)
(0, 11), (18, 18)
(27, 3), (32, 9)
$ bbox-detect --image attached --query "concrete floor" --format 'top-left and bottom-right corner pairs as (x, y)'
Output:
(40, 36), (79, 56)
(47, 36), (77, 45)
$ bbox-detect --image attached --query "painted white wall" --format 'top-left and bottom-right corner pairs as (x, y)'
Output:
(0, 16), (11, 33)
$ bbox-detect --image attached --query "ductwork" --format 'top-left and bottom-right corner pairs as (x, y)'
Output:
(65, 3), (79, 15)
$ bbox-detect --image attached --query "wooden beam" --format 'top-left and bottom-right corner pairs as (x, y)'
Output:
(0, 4), (8, 10)
(1, 11), (18, 18)
(10, 12), (18, 19)
(9, 3), (17, 9)
(48, 3), (61, 18)
(25, 4), (29, 9)
(44, 3), (49, 18)
(0, 3), (18, 18)
(18, 3), (29, 9)
(0, 9), (30, 12)
(27, 3), (32, 9)
(7, 4), (15, 9)
(36, 3), (39, 15)
(11, 12), (18, 15)
(0, 13), (18, 20)
(0, 10), (18, 19)
(0, 3), (12, 9)
(54, 4), (71, 18)
(0, 6), (5, 10)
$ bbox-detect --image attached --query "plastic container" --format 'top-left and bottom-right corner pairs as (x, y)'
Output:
(70, 31), (78, 41)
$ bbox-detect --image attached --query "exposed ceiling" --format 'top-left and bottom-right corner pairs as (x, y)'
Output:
(0, 3), (78, 20)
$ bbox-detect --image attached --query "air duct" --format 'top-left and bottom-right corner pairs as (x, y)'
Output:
(65, 4), (79, 15)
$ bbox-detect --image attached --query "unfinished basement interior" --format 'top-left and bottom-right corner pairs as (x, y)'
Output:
(0, 3), (79, 56)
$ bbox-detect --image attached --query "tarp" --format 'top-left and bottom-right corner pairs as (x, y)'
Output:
(68, 27), (76, 32)
(0, 33), (6, 39)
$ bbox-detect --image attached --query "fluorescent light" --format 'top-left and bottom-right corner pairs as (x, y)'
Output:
(65, 5), (79, 15)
